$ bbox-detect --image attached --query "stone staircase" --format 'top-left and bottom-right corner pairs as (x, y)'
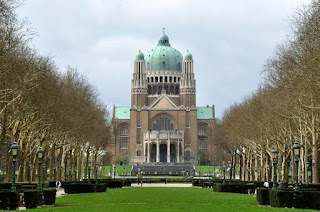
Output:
(131, 163), (195, 176)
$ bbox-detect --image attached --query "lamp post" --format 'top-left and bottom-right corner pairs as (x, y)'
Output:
(28, 161), (32, 184)
(11, 142), (19, 192)
(228, 161), (232, 185)
(42, 163), (45, 185)
(293, 142), (301, 192)
(271, 147), (279, 189)
(37, 147), (44, 205)
(95, 162), (99, 185)
(208, 166), (211, 186)
(74, 168), (77, 182)
(306, 161), (309, 185)
(64, 157), (67, 181)
(69, 167), (72, 182)
(222, 161), (226, 185)
(88, 160), (91, 184)
(53, 166), (56, 182)
(123, 167), (126, 186)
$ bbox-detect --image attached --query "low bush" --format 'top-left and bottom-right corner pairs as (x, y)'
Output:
(107, 180), (123, 188)
(95, 184), (107, 192)
(43, 188), (56, 205)
(124, 180), (131, 186)
(301, 183), (320, 191)
(0, 183), (22, 190)
(269, 189), (320, 209)
(24, 190), (41, 209)
(0, 191), (19, 210)
(212, 183), (256, 194)
(64, 183), (96, 194)
(256, 188), (270, 205)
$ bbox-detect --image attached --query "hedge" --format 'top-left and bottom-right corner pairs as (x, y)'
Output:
(212, 183), (256, 194)
(0, 183), (22, 190)
(0, 191), (19, 210)
(43, 188), (56, 205)
(95, 184), (107, 192)
(24, 190), (41, 209)
(256, 188), (270, 205)
(64, 183), (96, 194)
(269, 189), (320, 209)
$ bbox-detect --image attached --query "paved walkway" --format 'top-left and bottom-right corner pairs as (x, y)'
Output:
(131, 183), (192, 187)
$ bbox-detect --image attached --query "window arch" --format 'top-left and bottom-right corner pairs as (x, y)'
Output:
(198, 126), (207, 137)
(199, 140), (207, 149)
(153, 117), (174, 131)
(137, 150), (141, 156)
(120, 126), (129, 136)
(185, 150), (191, 157)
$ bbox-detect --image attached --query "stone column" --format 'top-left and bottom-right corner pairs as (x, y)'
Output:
(177, 142), (180, 163)
(143, 141), (146, 162)
(167, 139), (171, 163)
(147, 142), (150, 163)
(156, 141), (160, 162)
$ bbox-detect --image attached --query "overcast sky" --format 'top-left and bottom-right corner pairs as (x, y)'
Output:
(18, 0), (310, 118)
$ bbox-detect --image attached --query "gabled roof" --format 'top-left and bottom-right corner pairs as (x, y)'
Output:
(149, 93), (178, 109)
(113, 106), (130, 119)
(197, 106), (214, 120)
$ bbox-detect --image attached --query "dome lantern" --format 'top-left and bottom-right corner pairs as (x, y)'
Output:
(135, 50), (144, 60)
(183, 50), (193, 60)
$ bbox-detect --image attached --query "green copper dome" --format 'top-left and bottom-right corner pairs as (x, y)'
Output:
(135, 50), (144, 60)
(145, 33), (182, 72)
(183, 50), (193, 60)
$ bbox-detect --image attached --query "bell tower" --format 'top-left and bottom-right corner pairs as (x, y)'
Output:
(180, 50), (196, 107)
(131, 50), (148, 107)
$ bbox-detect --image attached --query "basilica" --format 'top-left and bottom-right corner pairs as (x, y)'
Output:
(111, 32), (216, 165)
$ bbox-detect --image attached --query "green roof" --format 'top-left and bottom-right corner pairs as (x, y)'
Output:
(145, 34), (183, 72)
(183, 50), (193, 60)
(135, 50), (144, 60)
(114, 106), (130, 119)
(197, 106), (214, 120)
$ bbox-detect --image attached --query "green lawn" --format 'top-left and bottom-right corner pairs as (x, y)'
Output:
(32, 187), (315, 211)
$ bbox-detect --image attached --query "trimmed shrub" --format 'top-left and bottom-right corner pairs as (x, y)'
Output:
(43, 188), (56, 205)
(106, 181), (123, 188)
(124, 180), (131, 186)
(294, 191), (320, 209)
(95, 184), (107, 192)
(0, 191), (19, 210)
(256, 188), (270, 205)
(213, 183), (256, 194)
(24, 190), (41, 209)
(64, 183), (96, 194)
(269, 189), (320, 209)
(0, 183), (22, 190)
(301, 183), (320, 191)
(48, 181), (56, 188)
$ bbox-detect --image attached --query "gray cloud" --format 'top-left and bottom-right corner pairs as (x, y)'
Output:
(18, 0), (310, 118)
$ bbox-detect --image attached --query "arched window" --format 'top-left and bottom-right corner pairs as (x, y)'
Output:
(199, 140), (207, 149)
(175, 86), (179, 94)
(198, 126), (207, 137)
(137, 150), (141, 156)
(153, 117), (174, 131)
(185, 150), (191, 157)
(120, 126), (129, 136)
(148, 86), (152, 94)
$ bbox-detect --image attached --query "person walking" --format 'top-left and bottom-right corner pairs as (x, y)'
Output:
(56, 181), (61, 191)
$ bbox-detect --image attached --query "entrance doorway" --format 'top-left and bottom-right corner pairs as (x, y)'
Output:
(160, 144), (167, 162)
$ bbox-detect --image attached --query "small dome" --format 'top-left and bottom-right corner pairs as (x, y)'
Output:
(135, 50), (144, 60)
(183, 50), (193, 60)
(158, 33), (170, 46)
